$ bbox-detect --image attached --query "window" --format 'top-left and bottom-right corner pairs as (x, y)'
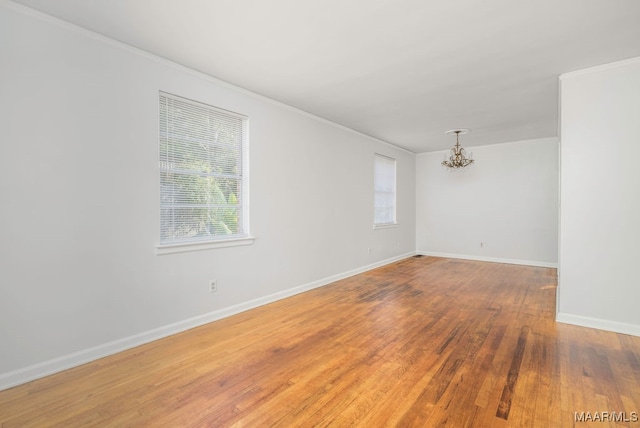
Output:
(373, 154), (397, 227)
(158, 92), (250, 252)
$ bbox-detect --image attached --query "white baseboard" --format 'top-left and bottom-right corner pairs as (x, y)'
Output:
(556, 313), (640, 337)
(0, 251), (415, 392)
(416, 251), (558, 268)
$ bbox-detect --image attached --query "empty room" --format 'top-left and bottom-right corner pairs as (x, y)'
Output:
(1, 0), (640, 426)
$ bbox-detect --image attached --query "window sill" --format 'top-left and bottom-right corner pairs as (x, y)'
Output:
(156, 236), (255, 255)
(373, 223), (398, 230)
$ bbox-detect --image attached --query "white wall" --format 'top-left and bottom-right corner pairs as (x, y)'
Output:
(416, 138), (559, 266)
(0, 3), (415, 388)
(557, 57), (640, 335)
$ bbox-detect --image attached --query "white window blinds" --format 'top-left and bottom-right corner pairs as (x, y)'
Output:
(374, 154), (397, 226)
(159, 92), (248, 245)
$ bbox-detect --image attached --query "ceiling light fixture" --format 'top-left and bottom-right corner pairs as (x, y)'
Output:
(442, 129), (474, 170)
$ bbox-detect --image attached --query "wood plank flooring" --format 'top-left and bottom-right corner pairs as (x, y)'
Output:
(2, 256), (640, 427)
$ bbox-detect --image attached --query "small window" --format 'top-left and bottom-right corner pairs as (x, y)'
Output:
(373, 154), (397, 227)
(158, 92), (249, 249)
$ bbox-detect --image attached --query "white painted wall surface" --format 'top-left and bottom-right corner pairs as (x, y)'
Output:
(0, 4), (415, 388)
(416, 138), (559, 266)
(557, 57), (640, 335)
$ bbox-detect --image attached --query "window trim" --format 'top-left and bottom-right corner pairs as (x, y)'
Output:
(373, 223), (399, 230)
(156, 91), (252, 254)
(156, 236), (255, 255)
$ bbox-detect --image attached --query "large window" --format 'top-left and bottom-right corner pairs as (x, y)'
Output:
(373, 153), (397, 227)
(158, 92), (250, 251)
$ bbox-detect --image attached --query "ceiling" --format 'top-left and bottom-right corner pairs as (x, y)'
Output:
(11, 0), (640, 153)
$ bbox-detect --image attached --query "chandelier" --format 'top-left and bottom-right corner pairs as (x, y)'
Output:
(442, 129), (474, 170)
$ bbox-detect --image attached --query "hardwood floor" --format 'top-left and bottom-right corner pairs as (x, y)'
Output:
(2, 256), (640, 427)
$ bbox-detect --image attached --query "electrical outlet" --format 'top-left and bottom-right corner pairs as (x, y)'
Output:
(209, 279), (217, 293)
(368, 247), (372, 255)
(480, 242), (484, 248)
